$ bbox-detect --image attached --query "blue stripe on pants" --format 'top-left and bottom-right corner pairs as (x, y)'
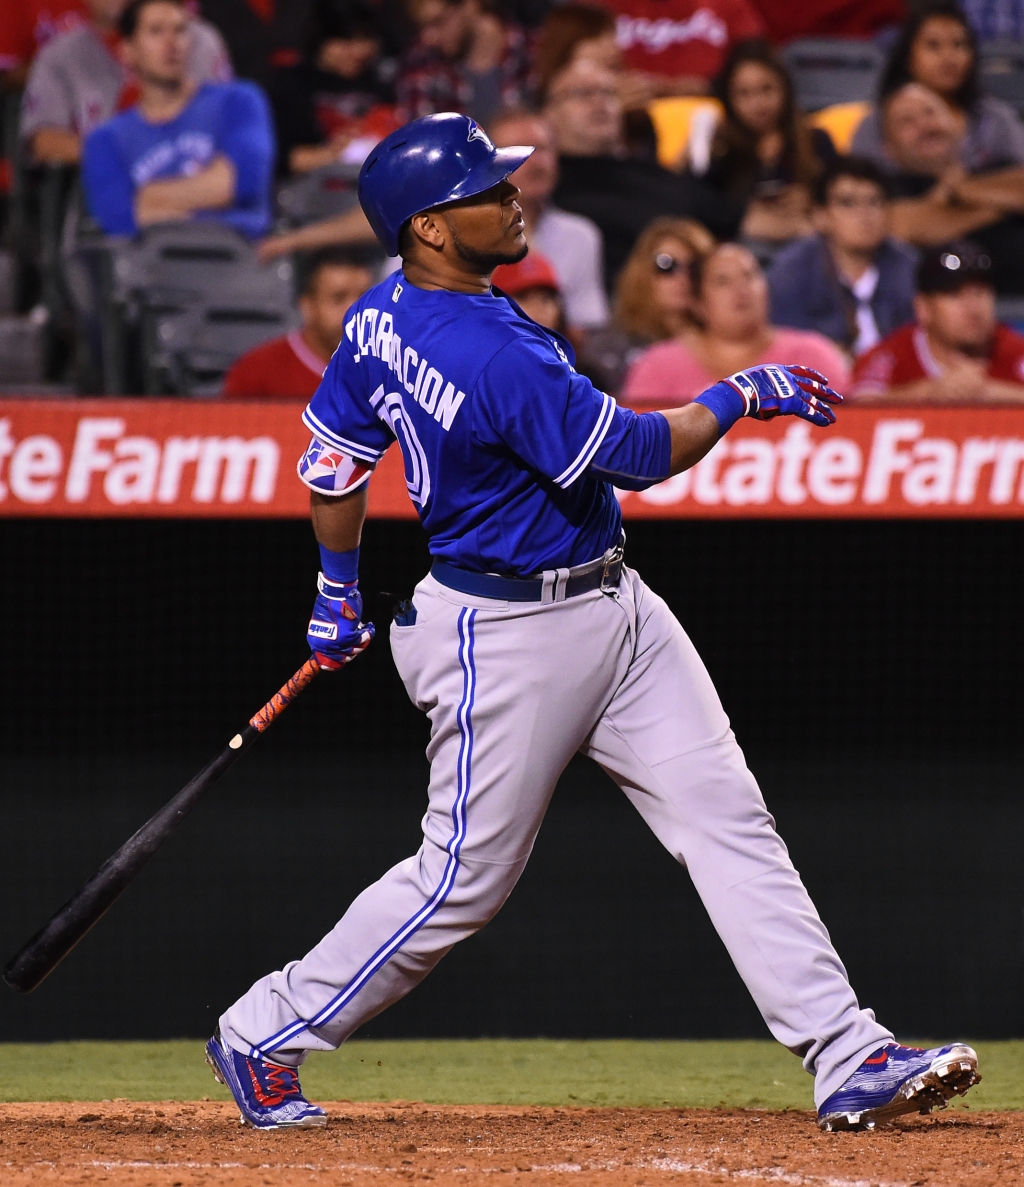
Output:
(250, 607), (478, 1059)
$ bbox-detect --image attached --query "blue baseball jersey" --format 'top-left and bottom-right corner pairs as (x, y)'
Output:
(301, 271), (672, 575)
(82, 82), (275, 239)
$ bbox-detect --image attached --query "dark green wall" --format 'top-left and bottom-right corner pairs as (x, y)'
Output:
(2, 519), (1022, 1041)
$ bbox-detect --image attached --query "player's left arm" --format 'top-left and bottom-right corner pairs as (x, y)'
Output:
(591, 364), (843, 485)
(660, 364), (843, 475)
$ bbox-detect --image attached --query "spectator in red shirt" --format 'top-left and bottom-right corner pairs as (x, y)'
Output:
(851, 241), (1024, 403)
(396, 0), (532, 125)
(222, 246), (375, 397)
(749, 0), (905, 46)
(607, 0), (765, 99)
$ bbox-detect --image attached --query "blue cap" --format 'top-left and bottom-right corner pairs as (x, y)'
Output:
(357, 112), (534, 258)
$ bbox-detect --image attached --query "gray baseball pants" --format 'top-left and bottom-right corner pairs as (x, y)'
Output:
(220, 566), (892, 1106)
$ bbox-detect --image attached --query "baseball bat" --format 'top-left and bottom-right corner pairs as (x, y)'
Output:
(3, 656), (323, 994)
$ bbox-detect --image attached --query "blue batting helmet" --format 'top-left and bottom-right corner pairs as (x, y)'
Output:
(358, 113), (535, 258)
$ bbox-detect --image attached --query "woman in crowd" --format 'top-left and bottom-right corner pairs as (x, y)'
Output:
(270, 0), (399, 176)
(688, 39), (837, 246)
(853, 2), (1024, 173)
(620, 242), (849, 408)
(576, 217), (714, 395)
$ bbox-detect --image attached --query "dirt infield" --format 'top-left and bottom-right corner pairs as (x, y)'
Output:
(2, 1101), (1020, 1186)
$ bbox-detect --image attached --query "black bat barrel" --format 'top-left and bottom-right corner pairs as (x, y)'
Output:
(2, 725), (258, 993)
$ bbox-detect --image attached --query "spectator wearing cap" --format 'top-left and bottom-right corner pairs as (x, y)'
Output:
(492, 252), (565, 332)
(852, 241), (1024, 402)
(270, 0), (398, 176)
(577, 215), (713, 395)
(82, 0), (275, 238)
(396, 0), (531, 127)
(768, 157), (916, 357)
(687, 39), (837, 248)
(222, 245), (376, 397)
(621, 242), (849, 408)
(21, 0), (231, 166)
(545, 58), (741, 287)
(490, 109), (608, 335)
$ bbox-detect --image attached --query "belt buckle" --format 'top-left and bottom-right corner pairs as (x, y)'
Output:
(600, 543), (624, 593)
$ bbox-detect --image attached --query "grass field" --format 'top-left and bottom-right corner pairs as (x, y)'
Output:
(2, 1038), (1022, 1110)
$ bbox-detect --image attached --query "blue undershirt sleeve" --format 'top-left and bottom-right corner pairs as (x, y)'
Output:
(82, 125), (137, 236)
(218, 83), (275, 206)
(588, 406), (672, 490)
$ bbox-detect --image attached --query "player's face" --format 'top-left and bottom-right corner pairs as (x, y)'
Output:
(125, 2), (190, 86)
(442, 179), (529, 272)
(301, 264), (375, 355)
(918, 283), (996, 355)
(817, 177), (888, 254)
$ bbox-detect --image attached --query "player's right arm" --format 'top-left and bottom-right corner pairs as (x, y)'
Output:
(295, 305), (395, 671)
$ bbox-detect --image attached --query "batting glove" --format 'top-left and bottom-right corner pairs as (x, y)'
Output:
(696, 364), (843, 435)
(307, 574), (375, 671)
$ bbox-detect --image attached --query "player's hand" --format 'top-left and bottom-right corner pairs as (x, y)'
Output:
(727, 364), (843, 427)
(307, 574), (375, 671)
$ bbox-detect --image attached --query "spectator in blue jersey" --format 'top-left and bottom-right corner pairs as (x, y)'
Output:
(82, 0), (275, 239)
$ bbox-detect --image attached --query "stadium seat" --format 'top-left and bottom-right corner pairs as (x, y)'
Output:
(809, 101), (872, 153)
(142, 280), (299, 396)
(647, 97), (722, 171)
(782, 38), (885, 113)
(94, 223), (295, 393)
(980, 39), (1024, 116)
(276, 160), (362, 226)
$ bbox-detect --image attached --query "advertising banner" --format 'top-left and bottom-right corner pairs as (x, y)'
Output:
(4, 398), (1024, 518)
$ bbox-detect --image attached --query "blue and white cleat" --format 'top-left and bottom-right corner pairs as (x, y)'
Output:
(818, 1042), (980, 1132)
(205, 1031), (327, 1129)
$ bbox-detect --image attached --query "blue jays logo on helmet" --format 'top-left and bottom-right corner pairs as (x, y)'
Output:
(358, 112), (535, 258)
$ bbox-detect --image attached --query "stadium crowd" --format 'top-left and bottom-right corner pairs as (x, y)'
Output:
(1, 0), (1023, 402)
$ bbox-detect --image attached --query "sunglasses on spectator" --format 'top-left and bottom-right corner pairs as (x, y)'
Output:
(654, 253), (687, 274)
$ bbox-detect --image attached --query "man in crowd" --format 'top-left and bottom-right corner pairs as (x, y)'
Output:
(82, 0), (274, 238)
(852, 241), (1024, 402)
(397, 0), (531, 126)
(222, 246), (375, 398)
(545, 57), (740, 285)
(606, 0), (764, 99)
(768, 157), (916, 356)
(864, 82), (1024, 294)
(21, 0), (230, 165)
(490, 108), (608, 335)
(491, 251), (566, 332)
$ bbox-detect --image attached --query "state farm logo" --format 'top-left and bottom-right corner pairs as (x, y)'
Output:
(0, 417), (280, 506)
(621, 419), (1024, 509)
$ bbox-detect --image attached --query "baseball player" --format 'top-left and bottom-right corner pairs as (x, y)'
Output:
(205, 113), (980, 1132)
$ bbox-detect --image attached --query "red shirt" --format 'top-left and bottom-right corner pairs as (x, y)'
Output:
(852, 322), (1024, 396)
(221, 331), (328, 400)
(749, 0), (905, 45)
(608, 0), (764, 81)
(0, 0), (86, 70)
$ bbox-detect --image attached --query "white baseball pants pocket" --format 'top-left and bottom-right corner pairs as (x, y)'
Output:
(220, 568), (891, 1104)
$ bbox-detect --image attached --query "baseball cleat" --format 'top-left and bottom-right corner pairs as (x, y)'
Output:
(205, 1031), (327, 1129)
(817, 1042), (980, 1132)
